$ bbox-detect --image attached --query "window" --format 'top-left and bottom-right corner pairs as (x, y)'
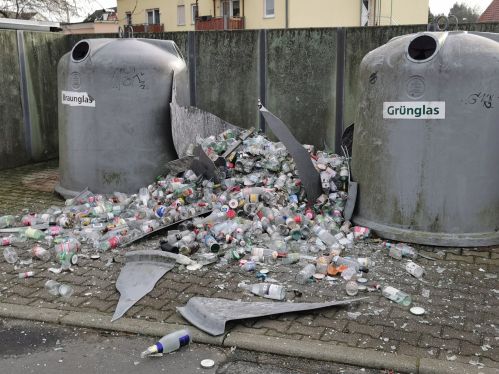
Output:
(232, 0), (240, 17)
(177, 5), (186, 25)
(264, 0), (274, 18)
(361, 0), (369, 26)
(125, 12), (132, 25)
(146, 9), (160, 24)
(191, 4), (198, 24)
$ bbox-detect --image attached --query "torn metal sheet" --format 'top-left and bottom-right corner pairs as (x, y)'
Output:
(215, 127), (255, 168)
(258, 103), (322, 204)
(170, 82), (239, 158)
(342, 145), (358, 222)
(190, 145), (221, 183)
(177, 296), (368, 336)
(112, 250), (175, 322)
(163, 156), (195, 176)
(120, 209), (212, 248)
(191, 129), (255, 181)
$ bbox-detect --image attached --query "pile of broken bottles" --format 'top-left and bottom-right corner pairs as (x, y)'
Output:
(1, 128), (373, 291)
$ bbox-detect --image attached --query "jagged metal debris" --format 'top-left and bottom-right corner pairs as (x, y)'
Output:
(112, 250), (176, 322)
(170, 81), (239, 158)
(120, 209), (212, 248)
(258, 103), (322, 204)
(177, 296), (369, 336)
(342, 145), (357, 221)
(190, 145), (221, 183)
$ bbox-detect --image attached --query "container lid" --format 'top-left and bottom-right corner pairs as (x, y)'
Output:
(410, 306), (425, 315)
(200, 359), (215, 368)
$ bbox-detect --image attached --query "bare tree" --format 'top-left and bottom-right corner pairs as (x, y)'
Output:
(0, 0), (89, 22)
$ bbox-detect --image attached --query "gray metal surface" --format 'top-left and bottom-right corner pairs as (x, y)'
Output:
(120, 209), (212, 248)
(16, 31), (32, 160)
(342, 145), (357, 222)
(57, 38), (189, 196)
(170, 82), (238, 158)
(259, 104), (322, 203)
(177, 296), (368, 336)
(0, 18), (60, 32)
(112, 250), (175, 321)
(190, 145), (220, 182)
(352, 31), (499, 246)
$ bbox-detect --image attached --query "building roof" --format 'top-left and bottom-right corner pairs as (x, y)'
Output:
(479, 0), (499, 22)
(83, 7), (117, 23)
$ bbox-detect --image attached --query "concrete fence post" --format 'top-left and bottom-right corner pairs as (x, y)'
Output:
(335, 27), (346, 153)
(16, 30), (32, 160)
(258, 28), (267, 132)
(188, 31), (197, 107)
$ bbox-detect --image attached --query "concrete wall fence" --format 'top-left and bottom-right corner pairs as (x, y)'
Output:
(2, 22), (499, 170)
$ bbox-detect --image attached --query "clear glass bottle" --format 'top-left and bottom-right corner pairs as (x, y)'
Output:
(382, 286), (411, 306)
(295, 264), (316, 284)
(313, 226), (337, 246)
(3, 247), (18, 264)
(239, 283), (286, 300)
(0, 215), (15, 229)
(405, 261), (424, 279)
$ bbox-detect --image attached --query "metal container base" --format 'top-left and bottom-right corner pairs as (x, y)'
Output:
(353, 216), (499, 247)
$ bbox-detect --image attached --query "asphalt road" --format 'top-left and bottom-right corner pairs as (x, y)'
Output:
(0, 318), (383, 374)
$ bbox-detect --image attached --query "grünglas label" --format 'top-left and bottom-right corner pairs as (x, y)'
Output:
(383, 101), (445, 119)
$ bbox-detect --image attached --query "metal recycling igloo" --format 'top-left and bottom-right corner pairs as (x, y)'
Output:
(56, 38), (188, 197)
(352, 31), (499, 247)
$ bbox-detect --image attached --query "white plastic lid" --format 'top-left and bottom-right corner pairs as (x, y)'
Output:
(410, 306), (425, 315)
(200, 359), (215, 368)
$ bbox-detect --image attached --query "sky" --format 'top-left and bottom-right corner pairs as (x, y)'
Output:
(429, 0), (491, 15)
(74, 0), (117, 22)
(75, 0), (493, 21)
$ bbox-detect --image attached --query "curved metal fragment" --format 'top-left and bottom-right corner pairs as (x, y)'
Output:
(112, 250), (175, 322)
(177, 296), (369, 336)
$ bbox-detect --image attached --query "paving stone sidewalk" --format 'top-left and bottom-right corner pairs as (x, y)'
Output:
(0, 161), (498, 372)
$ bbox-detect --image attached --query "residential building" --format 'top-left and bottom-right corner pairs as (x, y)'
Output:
(62, 7), (119, 34)
(479, 0), (498, 22)
(117, 0), (429, 32)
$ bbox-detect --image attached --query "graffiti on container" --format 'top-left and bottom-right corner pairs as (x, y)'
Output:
(112, 67), (147, 90)
(102, 171), (123, 185)
(465, 92), (494, 109)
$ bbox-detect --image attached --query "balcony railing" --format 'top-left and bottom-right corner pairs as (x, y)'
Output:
(195, 16), (244, 31)
(130, 23), (164, 33)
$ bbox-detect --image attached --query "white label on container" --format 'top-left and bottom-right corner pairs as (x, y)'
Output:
(61, 91), (95, 107)
(383, 101), (445, 119)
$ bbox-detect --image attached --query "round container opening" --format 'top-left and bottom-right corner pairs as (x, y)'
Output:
(408, 35), (437, 61)
(72, 41), (90, 62)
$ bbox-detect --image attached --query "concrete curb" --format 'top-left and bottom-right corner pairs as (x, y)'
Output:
(0, 302), (495, 374)
(224, 331), (418, 372)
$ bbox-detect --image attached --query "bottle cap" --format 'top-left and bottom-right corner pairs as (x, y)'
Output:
(313, 273), (325, 280)
(410, 306), (425, 315)
(200, 359), (215, 368)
